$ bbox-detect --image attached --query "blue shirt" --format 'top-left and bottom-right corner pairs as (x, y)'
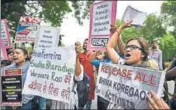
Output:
(91, 58), (111, 68)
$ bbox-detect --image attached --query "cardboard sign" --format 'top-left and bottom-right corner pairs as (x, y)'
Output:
(23, 46), (76, 103)
(34, 26), (60, 48)
(88, 0), (117, 51)
(1, 69), (22, 106)
(15, 16), (41, 43)
(95, 63), (165, 109)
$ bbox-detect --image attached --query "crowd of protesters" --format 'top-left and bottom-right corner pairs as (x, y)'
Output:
(1, 21), (175, 110)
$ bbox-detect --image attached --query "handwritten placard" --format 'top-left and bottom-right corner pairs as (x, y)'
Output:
(95, 63), (165, 109)
(23, 46), (76, 103)
(34, 26), (60, 48)
(88, 0), (117, 51)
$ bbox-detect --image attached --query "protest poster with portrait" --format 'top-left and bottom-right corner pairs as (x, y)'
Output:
(88, 0), (117, 51)
(95, 63), (165, 109)
(15, 16), (41, 43)
(23, 46), (76, 103)
(1, 69), (22, 106)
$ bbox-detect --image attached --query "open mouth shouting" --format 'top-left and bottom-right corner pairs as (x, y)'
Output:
(125, 53), (131, 60)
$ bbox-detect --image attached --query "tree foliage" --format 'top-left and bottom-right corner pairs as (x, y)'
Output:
(140, 14), (166, 43)
(159, 34), (176, 61)
(1, 0), (94, 38)
(161, 1), (176, 36)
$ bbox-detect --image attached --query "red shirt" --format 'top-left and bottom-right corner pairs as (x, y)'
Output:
(79, 52), (95, 100)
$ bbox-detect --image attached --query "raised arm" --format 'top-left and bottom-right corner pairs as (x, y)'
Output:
(106, 21), (132, 63)
(110, 25), (125, 55)
(75, 43), (82, 77)
(75, 54), (82, 77)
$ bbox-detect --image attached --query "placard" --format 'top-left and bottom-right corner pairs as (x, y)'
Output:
(15, 16), (41, 43)
(1, 41), (8, 60)
(88, 0), (117, 51)
(1, 19), (12, 48)
(23, 46), (76, 103)
(1, 69), (22, 106)
(122, 6), (147, 27)
(95, 63), (165, 109)
(34, 26), (60, 48)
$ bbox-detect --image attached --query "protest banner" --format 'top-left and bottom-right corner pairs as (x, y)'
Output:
(1, 69), (22, 106)
(15, 16), (41, 43)
(95, 63), (165, 109)
(1, 19), (12, 48)
(88, 0), (117, 51)
(23, 46), (76, 103)
(1, 41), (8, 60)
(122, 6), (147, 27)
(34, 26), (60, 48)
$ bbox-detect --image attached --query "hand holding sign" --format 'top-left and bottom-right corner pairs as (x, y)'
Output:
(119, 20), (133, 30)
(110, 24), (117, 34)
(148, 91), (170, 109)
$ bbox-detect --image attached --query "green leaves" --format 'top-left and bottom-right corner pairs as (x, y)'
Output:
(160, 34), (176, 61)
(1, 0), (94, 43)
(42, 1), (72, 26)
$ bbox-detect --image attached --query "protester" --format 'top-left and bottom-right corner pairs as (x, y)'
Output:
(1, 47), (42, 110)
(107, 21), (159, 69)
(149, 39), (163, 70)
(73, 41), (90, 109)
(78, 38), (97, 109)
(106, 21), (159, 109)
(148, 91), (170, 109)
(1, 60), (11, 67)
(6, 48), (14, 63)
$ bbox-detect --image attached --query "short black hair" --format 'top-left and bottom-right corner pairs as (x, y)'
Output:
(84, 38), (88, 41)
(6, 48), (14, 55)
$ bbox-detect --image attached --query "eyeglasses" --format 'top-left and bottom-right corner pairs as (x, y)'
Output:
(125, 45), (142, 51)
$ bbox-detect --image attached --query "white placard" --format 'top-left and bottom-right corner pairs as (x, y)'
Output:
(91, 1), (112, 35)
(35, 26), (60, 48)
(96, 63), (165, 109)
(122, 6), (147, 26)
(23, 46), (76, 103)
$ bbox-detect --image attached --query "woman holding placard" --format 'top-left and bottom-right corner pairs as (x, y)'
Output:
(1, 47), (43, 110)
(106, 21), (159, 109)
